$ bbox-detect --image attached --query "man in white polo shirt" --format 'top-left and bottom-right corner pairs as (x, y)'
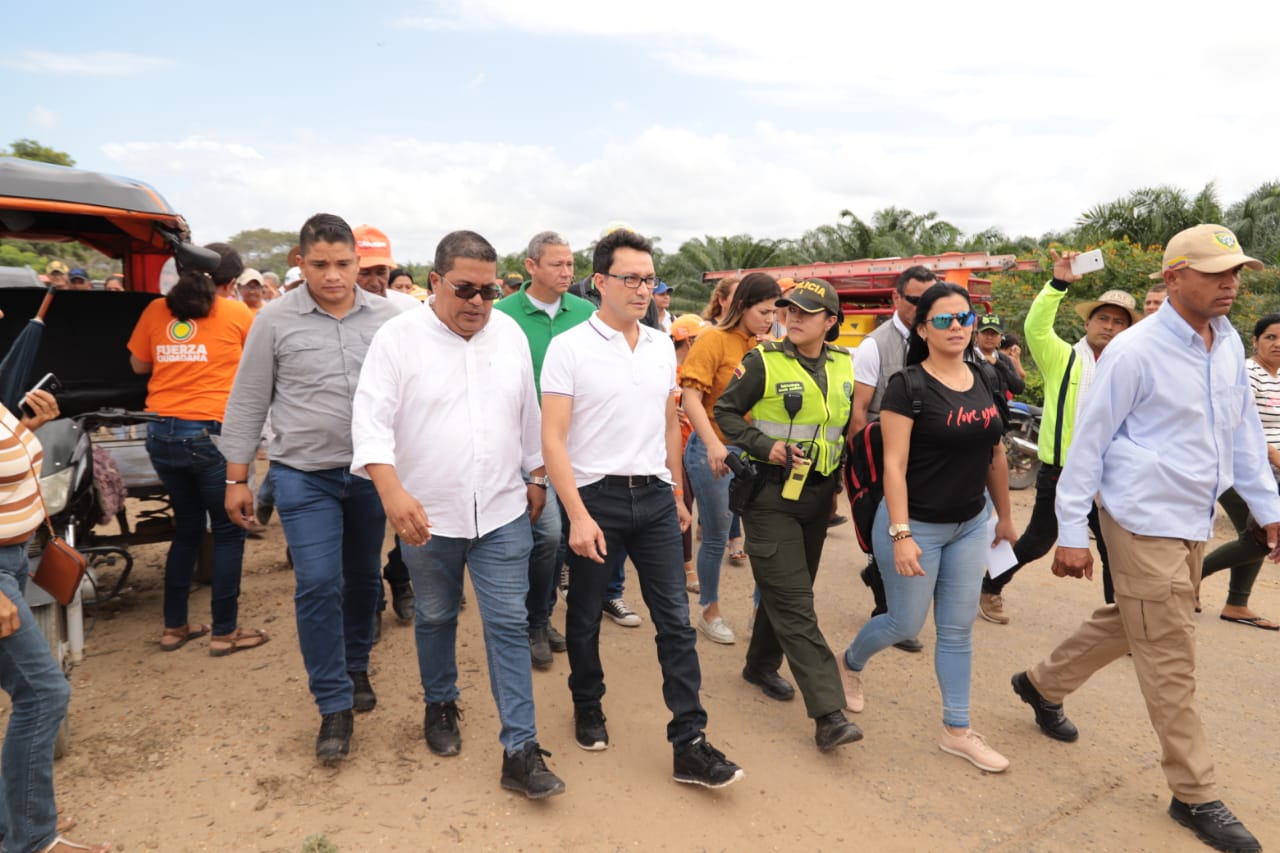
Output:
(350, 230), (564, 799)
(541, 228), (744, 789)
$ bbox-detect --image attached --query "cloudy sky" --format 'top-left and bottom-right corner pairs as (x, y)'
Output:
(3, 0), (1275, 264)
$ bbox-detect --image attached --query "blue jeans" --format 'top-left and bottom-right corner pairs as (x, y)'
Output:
(402, 515), (537, 753)
(684, 433), (735, 608)
(271, 464), (385, 715)
(0, 542), (71, 853)
(146, 418), (247, 636)
(845, 501), (989, 728)
(566, 478), (707, 745)
(527, 483), (561, 631)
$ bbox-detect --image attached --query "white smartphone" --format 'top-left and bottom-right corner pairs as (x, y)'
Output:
(1070, 249), (1105, 276)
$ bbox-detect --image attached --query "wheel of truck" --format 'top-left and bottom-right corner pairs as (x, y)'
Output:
(1005, 422), (1041, 491)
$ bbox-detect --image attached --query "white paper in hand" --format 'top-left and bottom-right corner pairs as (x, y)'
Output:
(985, 514), (1019, 578)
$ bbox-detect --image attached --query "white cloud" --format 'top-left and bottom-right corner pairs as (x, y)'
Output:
(7, 50), (171, 76)
(30, 106), (57, 130)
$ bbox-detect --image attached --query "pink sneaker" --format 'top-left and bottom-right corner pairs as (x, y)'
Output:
(938, 728), (1009, 773)
(837, 655), (864, 713)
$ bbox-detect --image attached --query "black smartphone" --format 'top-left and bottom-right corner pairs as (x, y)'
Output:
(20, 373), (63, 418)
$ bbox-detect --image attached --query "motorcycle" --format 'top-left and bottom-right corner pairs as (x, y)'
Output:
(1004, 401), (1041, 490)
(34, 409), (167, 612)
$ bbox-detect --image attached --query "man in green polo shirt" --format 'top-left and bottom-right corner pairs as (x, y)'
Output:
(494, 231), (596, 666)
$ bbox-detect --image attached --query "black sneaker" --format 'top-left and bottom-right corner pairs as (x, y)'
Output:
(1011, 671), (1079, 742)
(316, 709), (353, 764)
(547, 624), (567, 653)
(814, 710), (863, 752)
(500, 741), (566, 800)
(673, 736), (744, 788)
(529, 625), (553, 670)
(893, 637), (924, 653)
(349, 671), (376, 713)
(573, 705), (609, 751)
(391, 583), (415, 622)
(1168, 798), (1261, 853)
(424, 701), (463, 756)
(741, 666), (795, 701)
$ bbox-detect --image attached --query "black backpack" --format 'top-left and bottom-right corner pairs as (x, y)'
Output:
(843, 361), (1005, 553)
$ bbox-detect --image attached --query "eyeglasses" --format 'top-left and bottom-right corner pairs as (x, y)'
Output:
(928, 311), (976, 330)
(439, 275), (503, 301)
(601, 272), (658, 290)
(901, 294), (921, 305)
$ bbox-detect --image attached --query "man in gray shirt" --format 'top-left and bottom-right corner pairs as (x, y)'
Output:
(222, 213), (400, 764)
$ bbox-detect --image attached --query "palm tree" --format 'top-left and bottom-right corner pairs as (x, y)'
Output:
(661, 234), (795, 282)
(1076, 183), (1223, 247)
(1226, 181), (1280, 265)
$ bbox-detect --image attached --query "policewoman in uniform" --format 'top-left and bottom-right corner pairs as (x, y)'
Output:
(714, 278), (862, 752)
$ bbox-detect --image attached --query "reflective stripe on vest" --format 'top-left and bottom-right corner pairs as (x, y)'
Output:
(747, 347), (855, 476)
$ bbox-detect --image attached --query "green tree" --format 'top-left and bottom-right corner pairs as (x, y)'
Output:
(1225, 181), (1280, 266)
(1076, 183), (1223, 247)
(2, 138), (75, 167)
(225, 228), (297, 276)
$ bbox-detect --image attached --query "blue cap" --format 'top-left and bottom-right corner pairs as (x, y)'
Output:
(68, 267), (89, 280)
(654, 280), (671, 294)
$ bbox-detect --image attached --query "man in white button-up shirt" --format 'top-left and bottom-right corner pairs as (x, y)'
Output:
(351, 230), (564, 800)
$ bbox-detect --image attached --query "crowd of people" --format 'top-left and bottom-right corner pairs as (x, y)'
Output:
(1, 219), (1276, 852)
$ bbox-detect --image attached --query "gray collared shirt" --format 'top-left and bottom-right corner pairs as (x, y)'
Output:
(221, 283), (401, 470)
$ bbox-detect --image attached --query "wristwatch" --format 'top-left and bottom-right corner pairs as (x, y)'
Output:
(528, 475), (550, 488)
(888, 523), (911, 538)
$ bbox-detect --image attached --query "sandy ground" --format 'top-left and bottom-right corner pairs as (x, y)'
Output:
(10, 486), (1280, 853)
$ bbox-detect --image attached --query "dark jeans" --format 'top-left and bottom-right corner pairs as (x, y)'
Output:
(983, 463), (1114, 603)
(271, 464), (384, 714)
(526, 483), (561, 631)
(0, 542), (71, 853)
(1202, 487), (1268, 608)
(565, 478), (707, 745)
(146, 418), (247, 636)
(379, 536), (412, 613)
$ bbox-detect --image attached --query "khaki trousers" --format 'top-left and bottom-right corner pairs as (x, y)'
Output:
(1028, 509), (1215, 803)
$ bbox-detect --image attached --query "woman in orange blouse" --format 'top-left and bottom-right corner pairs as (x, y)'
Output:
(681, 273), (781, 644)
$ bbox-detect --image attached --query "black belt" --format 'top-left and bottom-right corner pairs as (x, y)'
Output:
(757, 464), (832, 484)
(600, 474), (663, 488)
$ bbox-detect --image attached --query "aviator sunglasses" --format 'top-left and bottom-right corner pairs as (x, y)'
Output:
(928, 311), (977, 330)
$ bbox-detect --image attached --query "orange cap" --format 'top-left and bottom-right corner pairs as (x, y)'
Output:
(353, 224), (396, 269)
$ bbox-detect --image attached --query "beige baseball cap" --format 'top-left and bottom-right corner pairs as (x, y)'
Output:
(1150, 224), (1263, 279)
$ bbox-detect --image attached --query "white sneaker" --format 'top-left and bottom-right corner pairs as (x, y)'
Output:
(837, 654), (865, 713)
(697, 615), (736, 645)
(603, 598), (642, 627)
(938, 728), (1009, 773)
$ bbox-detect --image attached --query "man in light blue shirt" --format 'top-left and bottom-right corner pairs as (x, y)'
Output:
(1012, 224), (1280, 853)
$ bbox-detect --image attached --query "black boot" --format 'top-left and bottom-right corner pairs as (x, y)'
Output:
(316, 710), (353, 764)
(500, 741), (566, 799)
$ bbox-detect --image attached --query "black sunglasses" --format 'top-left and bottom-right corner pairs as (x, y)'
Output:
(440, 275), (503, 301)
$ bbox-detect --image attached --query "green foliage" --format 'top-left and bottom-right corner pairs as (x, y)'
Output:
(2, 138), (74, 167)
(225, 228), (296, 277)
(1225, 181), (1280, 266)
(301, 834), (338, 853)
(1076, 183), (1222, 247)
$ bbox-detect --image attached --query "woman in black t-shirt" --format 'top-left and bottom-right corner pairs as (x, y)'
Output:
(839, 283), (1018, 773)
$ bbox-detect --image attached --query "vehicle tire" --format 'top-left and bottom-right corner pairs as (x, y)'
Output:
(1005, 421), (1041, 491)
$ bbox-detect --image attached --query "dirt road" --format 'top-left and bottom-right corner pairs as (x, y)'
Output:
(25, 488), (1280, 852)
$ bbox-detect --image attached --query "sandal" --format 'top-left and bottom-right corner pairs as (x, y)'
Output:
(209, 627), (271, 657)
(728, 548), (747, 566)
(159, 623), (211, 652)
(57, 815), (77, 835)
(39, 836), (112, 853)
(684, 566), (700, 594)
